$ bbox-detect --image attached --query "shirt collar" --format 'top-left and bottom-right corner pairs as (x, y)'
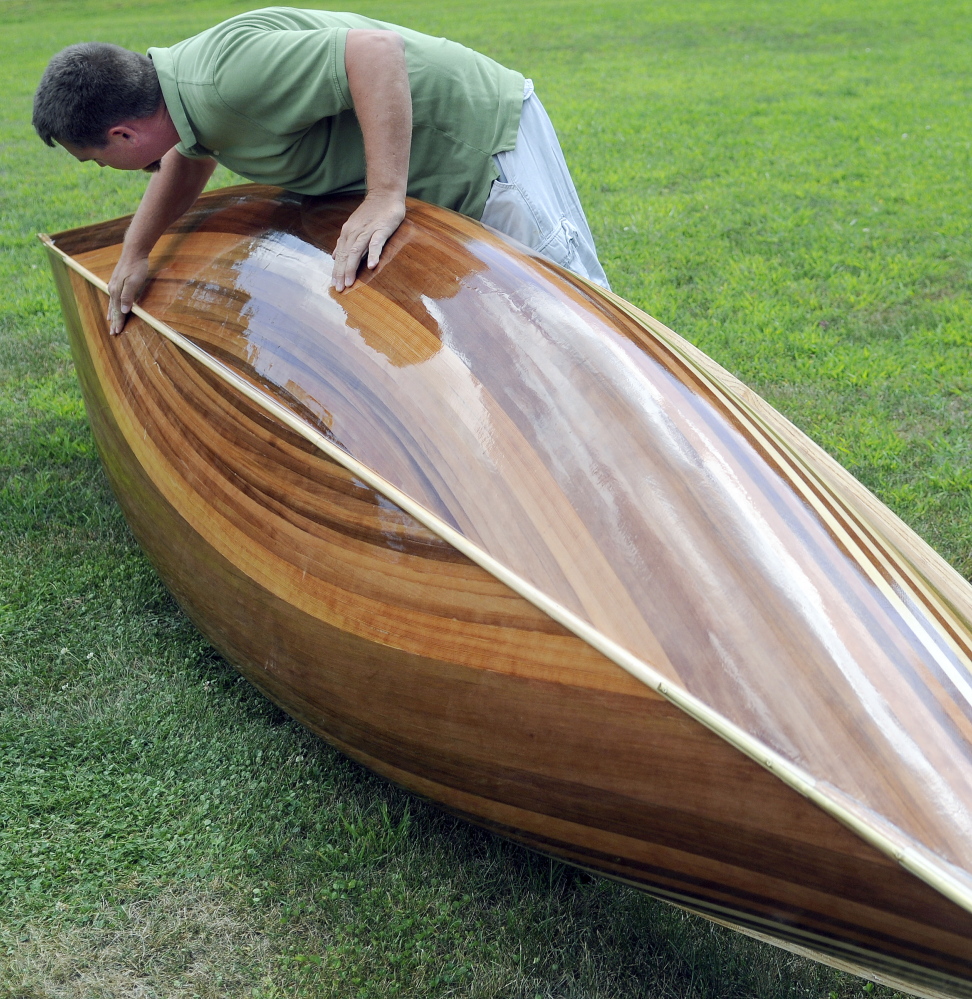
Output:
(147, 47), (200, 150)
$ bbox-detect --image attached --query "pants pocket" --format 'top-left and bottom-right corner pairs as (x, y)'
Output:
(482, 180), (582, 273)
(536, 217), (580, 270)
(480, 181), (544, 248)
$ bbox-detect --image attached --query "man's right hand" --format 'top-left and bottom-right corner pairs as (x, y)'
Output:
(107, 252), (150, 335)
(103, 150), (217, 336)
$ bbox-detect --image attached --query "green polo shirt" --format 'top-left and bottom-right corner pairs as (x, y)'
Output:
(147, 7), (524, 219)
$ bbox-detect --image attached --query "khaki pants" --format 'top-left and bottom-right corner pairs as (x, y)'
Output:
(480, 80), (610, 289)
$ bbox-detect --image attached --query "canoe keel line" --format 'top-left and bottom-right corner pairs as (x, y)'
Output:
(41, 187), (972, 997)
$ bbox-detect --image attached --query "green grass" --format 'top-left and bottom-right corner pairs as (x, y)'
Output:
(2, 0), (970, 995)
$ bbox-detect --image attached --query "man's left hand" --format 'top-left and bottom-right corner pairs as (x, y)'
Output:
(334, 29), (412, 293)
(331, 190), (406, 292)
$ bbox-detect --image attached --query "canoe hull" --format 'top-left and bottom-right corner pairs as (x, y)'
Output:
(44, 189), (972, 998)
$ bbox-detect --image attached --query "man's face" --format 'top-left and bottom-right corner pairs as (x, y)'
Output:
(61, 131), (161, 173)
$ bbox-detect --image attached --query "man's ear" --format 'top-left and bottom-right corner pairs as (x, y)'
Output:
(107, 124), (137, 143)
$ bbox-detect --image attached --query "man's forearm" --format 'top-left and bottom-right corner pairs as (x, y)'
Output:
(331, 29), (412, 290)
(108, 149), (216, 333)
(345, 29), (411, 200)
(123, 149), (217, 258)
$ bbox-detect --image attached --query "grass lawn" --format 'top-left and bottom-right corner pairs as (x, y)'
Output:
(3, 0), (971, 996)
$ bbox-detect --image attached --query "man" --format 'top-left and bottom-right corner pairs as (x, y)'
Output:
(33, 8), (609, 335)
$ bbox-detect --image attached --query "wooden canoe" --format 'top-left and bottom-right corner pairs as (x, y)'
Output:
(41, 185), (972, 999)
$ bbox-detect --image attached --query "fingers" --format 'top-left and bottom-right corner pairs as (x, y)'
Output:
(107, 283), (132, 336)
(106, 258), (149, 335)
(107, 288), (128, 337)
(366, 230), (388, 270)
(332, 228), (371, 293)
(333, 228), (393, 291)
(331, 199), (405, 292)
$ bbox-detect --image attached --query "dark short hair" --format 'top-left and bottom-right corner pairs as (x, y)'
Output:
(33, 42), (162, 148)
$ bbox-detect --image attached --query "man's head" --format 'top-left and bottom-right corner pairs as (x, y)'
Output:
(33, 42), (170, 171)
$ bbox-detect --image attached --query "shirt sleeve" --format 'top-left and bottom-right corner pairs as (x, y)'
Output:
(174, 144), (211, 159)
(209, 25), (354, 136)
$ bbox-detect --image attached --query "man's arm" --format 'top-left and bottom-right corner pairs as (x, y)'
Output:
(331, 28), (411, 292)
(108, 149), (217, 334)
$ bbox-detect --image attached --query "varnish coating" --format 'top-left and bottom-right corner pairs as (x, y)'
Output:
(44, 186), (972, 998)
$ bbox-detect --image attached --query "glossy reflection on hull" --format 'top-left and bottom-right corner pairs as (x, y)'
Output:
(43, 185), (972, 998)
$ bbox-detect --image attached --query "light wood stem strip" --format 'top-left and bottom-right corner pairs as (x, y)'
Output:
(40, 233), (972, 916)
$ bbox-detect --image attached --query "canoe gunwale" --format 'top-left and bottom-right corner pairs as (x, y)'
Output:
(38, 228), (972, 922)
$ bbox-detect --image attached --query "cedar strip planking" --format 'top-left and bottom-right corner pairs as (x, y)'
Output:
(43, 186), (972, 997)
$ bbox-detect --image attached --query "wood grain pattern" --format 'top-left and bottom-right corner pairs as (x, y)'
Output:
(43, 185), (972, 998)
